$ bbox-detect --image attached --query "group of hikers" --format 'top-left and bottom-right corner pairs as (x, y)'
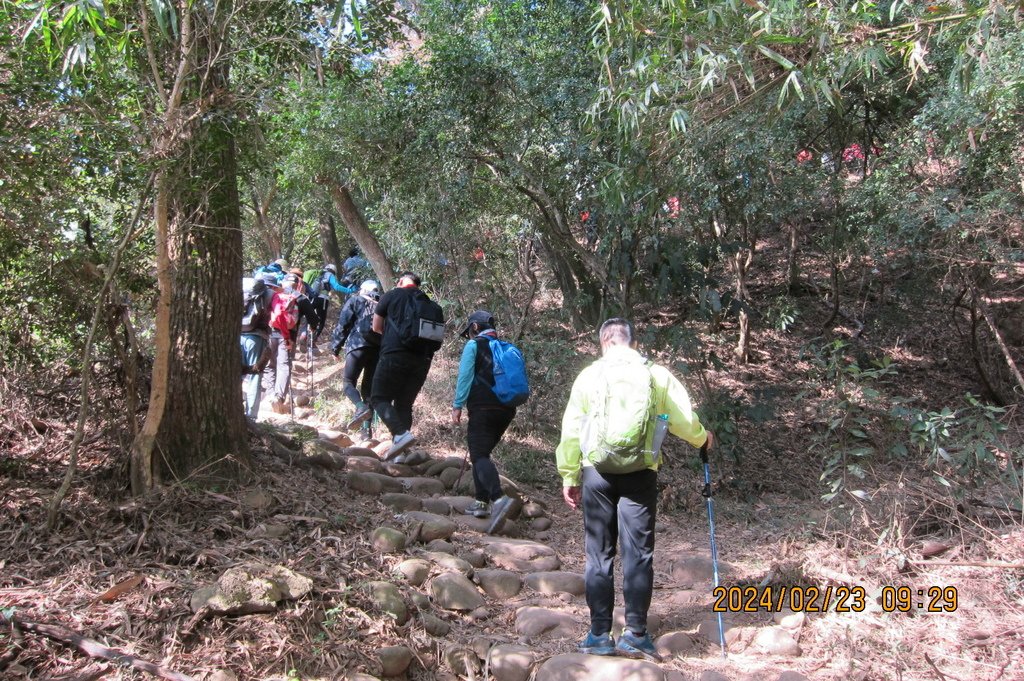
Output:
(239, 253), (717, 663)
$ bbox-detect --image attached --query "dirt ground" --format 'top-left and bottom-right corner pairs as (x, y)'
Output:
(2, 334), (1022, 681)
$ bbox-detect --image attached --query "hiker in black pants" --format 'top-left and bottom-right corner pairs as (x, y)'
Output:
(369, 272), (443, 460)
(555, 318), (716, 660)
(332, 280), (381, 438)
(309, 264), (357, 350)
(451, 310), (516, 534)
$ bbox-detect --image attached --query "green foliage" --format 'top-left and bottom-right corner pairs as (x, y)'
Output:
(765, 296), (799, 333)
(803, 340), (898, 503)
(899, 394), (1009, 487)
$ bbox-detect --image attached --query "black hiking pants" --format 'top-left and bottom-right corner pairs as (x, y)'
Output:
(342, 346), (379, 407)
(581, 466), (658, 637)
(370, 350), (431, 436)
(467, 406), (515, 502)
(311, 296), (329, 343)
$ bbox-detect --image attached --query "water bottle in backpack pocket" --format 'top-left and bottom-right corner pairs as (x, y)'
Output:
(651, 413), (670, 465)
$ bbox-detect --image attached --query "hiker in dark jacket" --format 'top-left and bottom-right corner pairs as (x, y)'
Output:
(333, 280), (382, 437)
(307, 264), (357, 351)
(452, 310), (517, 534)
(370, 272), (443, 461)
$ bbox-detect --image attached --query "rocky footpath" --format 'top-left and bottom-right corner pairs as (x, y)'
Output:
(187, 418), (819, 681)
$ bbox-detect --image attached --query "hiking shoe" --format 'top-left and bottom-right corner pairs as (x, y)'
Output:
(464, 500), (490, 518)
(578, 631), (615, 656)
(615, 630), (661, 662)
(346, 404), (373, 430)
(385, 431), (417, 460)
(486, 495), (515, 535)
(271, 397), (288, 414)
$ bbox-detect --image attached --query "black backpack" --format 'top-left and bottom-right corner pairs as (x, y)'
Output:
(394, 289), (445, 352)
(355, 295), (380, 346)
(241, 277), (269, 332)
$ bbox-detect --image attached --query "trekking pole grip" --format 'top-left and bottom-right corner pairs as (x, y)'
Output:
(700, 442), (712, 498)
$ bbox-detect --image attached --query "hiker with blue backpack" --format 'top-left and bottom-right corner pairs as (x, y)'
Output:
(556, 318), (716, 661)
(253, 258), (289, 285)
(451, 310), (530, 535)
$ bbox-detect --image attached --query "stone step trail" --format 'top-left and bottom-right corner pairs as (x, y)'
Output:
(284, 420), (812, 681)
(250, 413), (808, 680)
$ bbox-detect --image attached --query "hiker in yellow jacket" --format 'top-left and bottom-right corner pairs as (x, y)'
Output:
(555, 318), (715, 660)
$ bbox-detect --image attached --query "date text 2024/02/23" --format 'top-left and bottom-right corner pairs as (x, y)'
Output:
(712, 585), (959, 613)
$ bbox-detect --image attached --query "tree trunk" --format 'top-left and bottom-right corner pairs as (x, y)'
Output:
(786, 223), (800, 292)
(322, 178), (396, 289)
(512, 186), (603, 326)
(131, 1), (249, 493)
(249, 181), (280, 262)
(319, 214), (343, 269)
(733, 248), (753, 364)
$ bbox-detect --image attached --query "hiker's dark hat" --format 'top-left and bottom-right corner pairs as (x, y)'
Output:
(460, 310), (495, 338)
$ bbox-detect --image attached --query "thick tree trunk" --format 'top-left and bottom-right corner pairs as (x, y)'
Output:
(131, 1), (249, 492)
(322, 178), (395, 289)
(319, 215), (343, 269)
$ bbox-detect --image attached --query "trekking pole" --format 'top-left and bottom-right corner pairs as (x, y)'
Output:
(308, 340), (314, 398)
(701, 442), (727, 658)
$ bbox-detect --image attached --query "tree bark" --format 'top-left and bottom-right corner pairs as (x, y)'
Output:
(322, 177), (396, 289)
(786, 222), (800, 292)
(248, 180), (281, 262)
(733, 248), (753, 363)
(318, 214), (343, 269)
(512, 186), (603, 326)
(131, 1), (249, 492)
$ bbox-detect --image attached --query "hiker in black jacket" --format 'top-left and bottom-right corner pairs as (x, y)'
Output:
(369, 272), (443, 461)
(333, 280), (381, 437)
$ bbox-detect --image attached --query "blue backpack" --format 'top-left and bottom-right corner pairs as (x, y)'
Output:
(483, 337), (530, 407)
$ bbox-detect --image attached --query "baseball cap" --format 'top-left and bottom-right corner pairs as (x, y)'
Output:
(282, 273), (299, 288)
(460, 310), (495, 338)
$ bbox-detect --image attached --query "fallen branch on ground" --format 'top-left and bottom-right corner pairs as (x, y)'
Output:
(909, 560), (1024, 569)
(1, 613), (194, 681)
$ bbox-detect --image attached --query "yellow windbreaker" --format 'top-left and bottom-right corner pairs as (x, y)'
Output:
(555, 345), (709, 487)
